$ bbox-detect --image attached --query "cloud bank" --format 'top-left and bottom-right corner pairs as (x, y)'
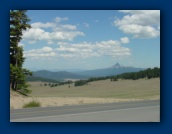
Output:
(24, 40), (131, 59)
(22, 17), (84, 44)
(114, 10), (160, 38)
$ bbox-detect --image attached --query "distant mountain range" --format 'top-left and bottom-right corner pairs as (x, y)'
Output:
(74, 63), (144, 77)
(31, 63), (145, 81)
(32, 70), (89, 81)
(29, 68), (86, 72)
(26, 76), (60, 83)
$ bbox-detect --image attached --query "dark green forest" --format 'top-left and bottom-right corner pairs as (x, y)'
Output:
(74, 67), (160, 87)
(29, 67), (160, 87)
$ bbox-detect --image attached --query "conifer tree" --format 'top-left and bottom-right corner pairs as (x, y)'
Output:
(10, 10), (32, 94)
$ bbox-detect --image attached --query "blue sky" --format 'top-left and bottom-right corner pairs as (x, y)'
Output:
(20, 10), (160, 70)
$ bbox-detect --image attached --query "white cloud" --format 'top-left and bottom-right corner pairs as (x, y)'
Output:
(57, 42), (68, 45)
(55, 17), (68, 23)
(24, 40), (131, 59)
(23, 28), (50, 41)
(23, 27), (84, 42)
(57, 46), (80, 53)
(41, 46), (53, 52)
(120, 37), (130, 44)
(31, 22), (55, 29)
(25, 52), (56, 57)
(24, 46), (56, 57)
(22, 17), (84, 44)
(60, 24), (77, 30)
(119, 24), (159, 38)
(118, 10), (160, 25)
(97, 40), (120, 46)
(31, 22), (77, 31)
(114, 10), (160, 38)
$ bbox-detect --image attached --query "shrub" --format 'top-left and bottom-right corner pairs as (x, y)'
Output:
(50, 84), (54, 87)
(23, 100), (41, 108)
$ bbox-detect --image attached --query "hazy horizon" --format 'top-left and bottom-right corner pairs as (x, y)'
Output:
(27, 62), (160, 72)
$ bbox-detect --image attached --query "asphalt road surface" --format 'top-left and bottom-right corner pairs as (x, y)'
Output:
(10, 100), (160, 122)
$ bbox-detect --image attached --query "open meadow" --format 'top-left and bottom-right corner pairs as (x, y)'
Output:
(29, 78), (160, 99)
(10, 78), (160, 109)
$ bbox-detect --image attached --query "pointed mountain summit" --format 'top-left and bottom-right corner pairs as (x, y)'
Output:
(32, 63), (145, 81)
(111, 63), (121, 68)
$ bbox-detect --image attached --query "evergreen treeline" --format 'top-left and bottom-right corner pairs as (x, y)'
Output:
(114, 67), (160, 80)
(75, 80), (88, 87)
(74, 67), (160, 87)
(43, 81), (73, 88)
(10, 10), (32, 94)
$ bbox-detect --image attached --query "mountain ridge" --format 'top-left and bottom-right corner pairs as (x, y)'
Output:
(33, 70), (89, 81)
(32, 63), (145, 81)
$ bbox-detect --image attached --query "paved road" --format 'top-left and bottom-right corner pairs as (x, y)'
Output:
(10, 100), (160, 122)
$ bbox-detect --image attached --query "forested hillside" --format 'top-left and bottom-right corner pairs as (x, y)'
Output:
(74, 67), (160, 87)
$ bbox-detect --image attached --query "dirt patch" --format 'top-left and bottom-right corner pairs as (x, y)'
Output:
(10, 91), (159, 109)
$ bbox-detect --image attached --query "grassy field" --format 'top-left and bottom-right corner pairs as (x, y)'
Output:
(28, 78), (160, 99)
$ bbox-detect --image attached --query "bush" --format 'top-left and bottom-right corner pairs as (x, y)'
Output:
(23, 100), (41, 108)
(50, 84), (55, 87)
(19, 88), (32, 95)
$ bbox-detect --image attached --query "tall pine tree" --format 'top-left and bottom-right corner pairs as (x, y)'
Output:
(10, 10), (32, 94)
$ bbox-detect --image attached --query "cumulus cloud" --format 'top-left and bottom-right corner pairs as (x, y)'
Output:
(114, 10), (160, 38)
(22, 27), (84, 42)
(24, 40), (131, 59)
(24, 46), (56, 57)
(40, 46), (53, 52)
(120, 37), (130, 44)
(22, 17), (84, 44)
(23, 28), (50, 41)
(31, 22), (55, 29)
(60, 24), (77, 30)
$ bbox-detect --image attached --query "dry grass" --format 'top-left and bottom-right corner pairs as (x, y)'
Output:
(10, 78), (160, 109)
(10, 95), (146, 109)
(28, 78), (160, 99)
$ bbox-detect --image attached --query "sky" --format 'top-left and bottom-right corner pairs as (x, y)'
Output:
(19, 10), (160, 70)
